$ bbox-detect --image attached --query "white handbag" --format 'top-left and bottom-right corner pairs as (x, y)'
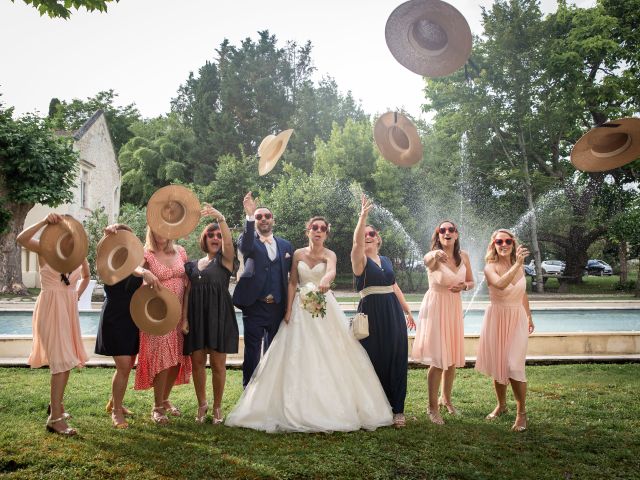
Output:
(351, 312), (369, 340)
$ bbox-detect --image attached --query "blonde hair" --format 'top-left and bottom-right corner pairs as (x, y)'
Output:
(485, 229), (518, 264)
(145, 226), (176, 253)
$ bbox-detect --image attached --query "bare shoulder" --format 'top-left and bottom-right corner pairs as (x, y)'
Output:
(324, 248), (337, 261)
(292, 248), (306, 260)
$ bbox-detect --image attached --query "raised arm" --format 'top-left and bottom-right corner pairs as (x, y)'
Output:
(351, 194), (373, 276)
(283, 250), (302, 324)
(17, 213), (63, 254)
(484, 245), (529, 290)
(424, 249), (447, 272)
(238, 192), (258, 257)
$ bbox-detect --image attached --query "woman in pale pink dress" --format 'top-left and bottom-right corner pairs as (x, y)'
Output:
(134, 227), (192, 425)
(411, 220), (474, 425)
(475, 229), (534, 432)
(17, 213), (90, 436)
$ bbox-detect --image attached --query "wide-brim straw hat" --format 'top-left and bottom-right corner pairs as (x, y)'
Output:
(39, 215), (88, 273)
(570, 118), (640, 172)
(146, 185), (201, 240)
(96, 230), (144, 286)
(258, 129), (294, 176)
(129, 285), (181, 336)
(374, 112), (423, 167)
(385, 0), (472, 78)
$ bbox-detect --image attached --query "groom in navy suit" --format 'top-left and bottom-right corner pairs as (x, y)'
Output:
(233, 192), (293, 387)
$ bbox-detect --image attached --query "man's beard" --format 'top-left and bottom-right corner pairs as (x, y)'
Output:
(257, 224), (273, 235)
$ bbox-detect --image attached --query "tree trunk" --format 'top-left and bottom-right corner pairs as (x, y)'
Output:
(517, 132), (544, 293)
(619, 241), (628, 283)
(0, 202), (33, 294)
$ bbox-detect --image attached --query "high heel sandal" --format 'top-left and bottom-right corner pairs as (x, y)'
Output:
(392, 413), (406, 428)
(195, 403), (208, 424)
(46, 416), (77, 436)
(47, 404), (71, 420)
(427, 408), (444, 425)
(151, 407), (169, 425)
(438, 398), (458, 415)
(511, 412), (528, 432)
(111, 408), (129, 429)
(105, 398), (133, 416)
(485, 406), (508, 421)
(212, 407), (224, 425)
(162, 400), (182, 417)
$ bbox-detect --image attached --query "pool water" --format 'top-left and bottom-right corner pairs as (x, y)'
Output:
(1, 309), (638, 336)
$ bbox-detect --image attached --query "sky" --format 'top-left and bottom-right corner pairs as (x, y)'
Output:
(0, 0), (595, 121)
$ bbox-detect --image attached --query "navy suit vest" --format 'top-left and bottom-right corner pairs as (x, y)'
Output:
(259, 249), (283, 303)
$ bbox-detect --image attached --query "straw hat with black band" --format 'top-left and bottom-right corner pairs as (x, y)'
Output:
(130, 285), (181, 336)
(146, 185), (201, 240)
(39, 215), (88, 273)
(96, 230), (145, 286)
(570, 118), (640, 172)
(374, 111), (423, 167)
(258, 129), (294, 176)
(385, 0), (472, 78)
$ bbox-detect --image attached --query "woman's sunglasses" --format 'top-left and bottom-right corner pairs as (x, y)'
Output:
(309, 224), (327, 232)
(365, 230), (378, 238)
(495, 238), (513, 246)
(207, 232), (223, 240)
(438, 226), (457, 234)
(255, 213), (272, 221)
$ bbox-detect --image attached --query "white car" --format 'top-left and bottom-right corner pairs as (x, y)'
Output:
(529, 260), (565, 276)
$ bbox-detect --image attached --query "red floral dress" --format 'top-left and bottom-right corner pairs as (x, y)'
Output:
(134, 246), (192, 390)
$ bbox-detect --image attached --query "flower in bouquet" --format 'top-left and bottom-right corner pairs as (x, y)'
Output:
(298, 282), (327, 318)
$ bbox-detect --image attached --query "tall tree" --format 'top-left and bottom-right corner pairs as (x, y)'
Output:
(0, 104), (77, 293)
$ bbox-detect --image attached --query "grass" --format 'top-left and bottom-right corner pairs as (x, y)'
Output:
(1, 365), (639, 479)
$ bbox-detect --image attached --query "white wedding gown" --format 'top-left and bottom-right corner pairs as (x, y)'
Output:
(225, 261), (393, 433)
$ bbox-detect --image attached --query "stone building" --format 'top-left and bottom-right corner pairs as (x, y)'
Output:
(21, 110), (121, 287)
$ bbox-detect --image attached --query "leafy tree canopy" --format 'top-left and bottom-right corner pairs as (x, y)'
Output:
(11, 0), (118, 19)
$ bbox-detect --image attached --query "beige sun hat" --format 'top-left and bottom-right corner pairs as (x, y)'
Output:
(146, 185), (201, 240)
(39, 215), (88, 273)
(385, 0), (472, 78)
(374, 112), (423, 167)
(129, 285), (181, 336)
(96, 230), (144, 286)
(570, 118), (640, 172)
(258, 129), (294, 176)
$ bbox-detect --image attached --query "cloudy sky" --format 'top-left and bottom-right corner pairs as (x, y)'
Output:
(0, 0), (595, 121)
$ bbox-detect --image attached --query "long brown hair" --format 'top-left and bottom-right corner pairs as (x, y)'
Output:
(485, 229), (518, 265)
(430, 220), (461, 267)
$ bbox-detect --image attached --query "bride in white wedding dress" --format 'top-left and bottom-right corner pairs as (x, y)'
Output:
(225, 216), (393, 433)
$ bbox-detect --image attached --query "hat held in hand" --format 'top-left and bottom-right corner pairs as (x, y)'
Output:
(96, 230), (144, 286)
(130, 285), (181, 336)
(39, 215), (88, 273)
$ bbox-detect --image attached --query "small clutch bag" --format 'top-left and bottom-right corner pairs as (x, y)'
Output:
(351, 312), (369, 340)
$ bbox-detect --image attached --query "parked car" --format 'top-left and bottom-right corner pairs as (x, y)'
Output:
(585, 259), (613, 276)
(524, 264), (535, 277)
(528, 260), (565, 276)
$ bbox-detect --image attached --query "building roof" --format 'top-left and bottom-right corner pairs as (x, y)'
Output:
(73, 109), (105, 141)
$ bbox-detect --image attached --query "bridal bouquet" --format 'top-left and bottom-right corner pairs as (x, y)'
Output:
(298, 282), (327, 318)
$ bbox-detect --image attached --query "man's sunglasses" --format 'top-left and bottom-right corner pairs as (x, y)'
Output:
(309, 224), (328, 232)
(495, 238), (513, 246)
(255, 213), (272, 221)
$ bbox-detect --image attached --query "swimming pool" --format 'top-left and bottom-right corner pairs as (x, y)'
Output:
(1, 309), (638, 336)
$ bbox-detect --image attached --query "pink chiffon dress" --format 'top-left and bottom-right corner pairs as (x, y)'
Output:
(475, 275), (528, 384)
(411, 263), (466, 369)
(134, 246), (192, 390)
(28, 263), (89, 374)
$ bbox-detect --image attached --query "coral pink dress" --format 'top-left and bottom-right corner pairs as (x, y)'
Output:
(28, 263), (89, 374)
(134, 246), (192, 390)
(475, 275), (528, 385)
(411, 262), (466, 369)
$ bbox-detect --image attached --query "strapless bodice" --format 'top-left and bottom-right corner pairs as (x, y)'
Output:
(297, 261), (326, 286)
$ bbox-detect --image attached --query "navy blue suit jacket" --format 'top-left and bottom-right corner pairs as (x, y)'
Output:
(232, 220), (293, 309)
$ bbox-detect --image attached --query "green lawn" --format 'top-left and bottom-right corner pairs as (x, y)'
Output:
(1, 365), (639, 479)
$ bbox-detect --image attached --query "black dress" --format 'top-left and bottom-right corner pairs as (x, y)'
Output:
(95, 274), (143, 356)
(184, 253), (239, 355)
(355, 256), (408, 414)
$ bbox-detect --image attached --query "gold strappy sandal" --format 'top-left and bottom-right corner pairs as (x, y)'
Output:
(46, 416), (77, 436)
(511, 412), (528, 432)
